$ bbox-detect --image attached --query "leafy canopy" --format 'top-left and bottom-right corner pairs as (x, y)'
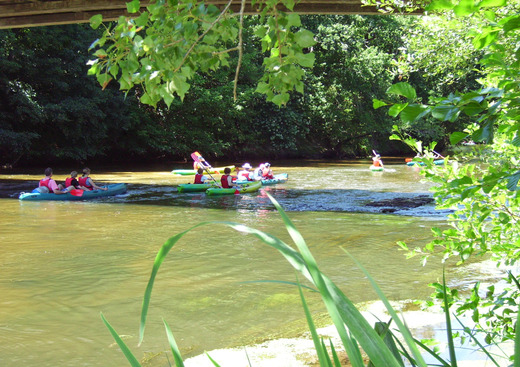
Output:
(88, 0), (316, 107)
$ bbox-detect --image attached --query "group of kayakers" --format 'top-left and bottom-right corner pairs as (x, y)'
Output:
(194, 162), (275, 189)
(37, 167), (106, 194)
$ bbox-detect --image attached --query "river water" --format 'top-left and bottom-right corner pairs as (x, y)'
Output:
(0, 159), (476, 366)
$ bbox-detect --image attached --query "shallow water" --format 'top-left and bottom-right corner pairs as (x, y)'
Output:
(0, 160), (471, 366)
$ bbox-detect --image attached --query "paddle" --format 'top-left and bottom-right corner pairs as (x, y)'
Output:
(69, 189), (84, 197)
(190, 152), (221, 187)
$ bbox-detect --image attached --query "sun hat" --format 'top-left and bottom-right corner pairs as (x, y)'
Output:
(264, 162), (270, 167)
(242, 163), (252, 169)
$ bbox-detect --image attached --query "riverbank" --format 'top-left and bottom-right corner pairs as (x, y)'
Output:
(182, 300), (513, 367)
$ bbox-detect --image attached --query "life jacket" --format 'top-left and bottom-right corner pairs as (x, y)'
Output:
(221, 174), (231, 188)
(39, 178), (54, 193)
(78, 176), (93, 190)
(373, 159), (381, 167)
(65, 177), (74, 187)
(237, 170), (251, 181)
(194, 174), (203, 184)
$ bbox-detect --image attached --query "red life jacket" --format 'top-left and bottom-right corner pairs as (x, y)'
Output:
(194, 174), (203, 184)
(39, 178), (54, 193)
(221, 174), (231, 188)
(65, 177), (74, 187)
(78, 176), (93, 190)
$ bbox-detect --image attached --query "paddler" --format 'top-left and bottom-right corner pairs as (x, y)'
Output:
(372, 154), (384, 168)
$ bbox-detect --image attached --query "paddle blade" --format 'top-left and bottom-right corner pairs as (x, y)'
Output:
(69, 189), (83, 197)
(235, 189), (240, 195)
(191, 152), (201, 162)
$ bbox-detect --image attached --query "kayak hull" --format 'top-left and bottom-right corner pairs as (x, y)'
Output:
(171, 165), (234, 176)
(177, 183), (218, 193)
(19, 183), (127, 201)
(370, 165), (384, 171)
(235, 173), (289, 186)
(206, 181), (261, 196)
(406, 159), (444, 166)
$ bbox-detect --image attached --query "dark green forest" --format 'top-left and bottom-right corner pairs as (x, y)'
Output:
(0, 15), (479, 166)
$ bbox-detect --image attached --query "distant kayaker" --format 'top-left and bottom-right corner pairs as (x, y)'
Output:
(79, 168), (107, 191)
(221, 167), (236, 188)
(262, 162), (274, 179)
(194, 168), (211, 184)
(252, 164), (265, 181)
(39, 167), (67, 194)
(372, 155), (384, 168)
(237, 163), (253, 181)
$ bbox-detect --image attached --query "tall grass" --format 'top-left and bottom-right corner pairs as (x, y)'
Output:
(101, 194), (518, 366)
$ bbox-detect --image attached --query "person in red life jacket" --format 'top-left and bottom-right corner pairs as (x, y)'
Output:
(194, 168), (211, 184)
(39, 167), (67, 194)
(65, 170), (88, 190)
(220, 167), (236, 188)
(78, 167), (107, 191)
(372, 154), (384, 168)
(261, 162), (274, 179)
(237, 163), (253, 181)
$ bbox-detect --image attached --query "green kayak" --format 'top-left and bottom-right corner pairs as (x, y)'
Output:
(206, 181), (261, 196)
(19, 183), (127, 201)
(171, 165), (235, 176)
(177, 182), (219, 193)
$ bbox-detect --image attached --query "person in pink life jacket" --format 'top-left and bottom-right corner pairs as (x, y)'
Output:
(78, 167), (107, 191)
(194, 168), (211, 184)
(38, 167), (67, 194)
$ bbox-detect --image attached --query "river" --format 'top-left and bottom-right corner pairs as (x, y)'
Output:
(0, 159), (474, 367)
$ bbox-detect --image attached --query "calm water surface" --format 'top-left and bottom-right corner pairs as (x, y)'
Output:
(0, 160), (470, 366)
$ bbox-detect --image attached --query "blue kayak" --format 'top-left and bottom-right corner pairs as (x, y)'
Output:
(235, 173), (289, 186)
(19, 183), (127, 201)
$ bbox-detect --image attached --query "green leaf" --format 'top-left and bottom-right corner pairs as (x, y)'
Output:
(432, 105), (460, 122)
(389, 103), (408, 117)
(450, 132), (469, 145)
(425, 0), (455, 11)
(473, 29), (499, 49)
(101, 313), (142, 367)
(454, 0), (477, 16)
(479, 0), (506, 7)
(400, 104), (429, 123)
(295, 52), (315, 68)
(507, 171), (520, 191)
(286, 13), (301, 28)
(294, 30), (316, 48)
(90, 14), (103, 29)
(163, 319), (185, 367)
(373, 99), (388, 109)
(387, 82), (417, 100)
(503, 15), (520, 34)
(126, 0), (141, 14)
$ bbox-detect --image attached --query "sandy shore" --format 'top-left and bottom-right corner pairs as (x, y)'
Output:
(183, 300), (513, 367)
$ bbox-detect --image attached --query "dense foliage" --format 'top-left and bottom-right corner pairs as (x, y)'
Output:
(0, 12), (476, 166)
(375, 0), (520, 350)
